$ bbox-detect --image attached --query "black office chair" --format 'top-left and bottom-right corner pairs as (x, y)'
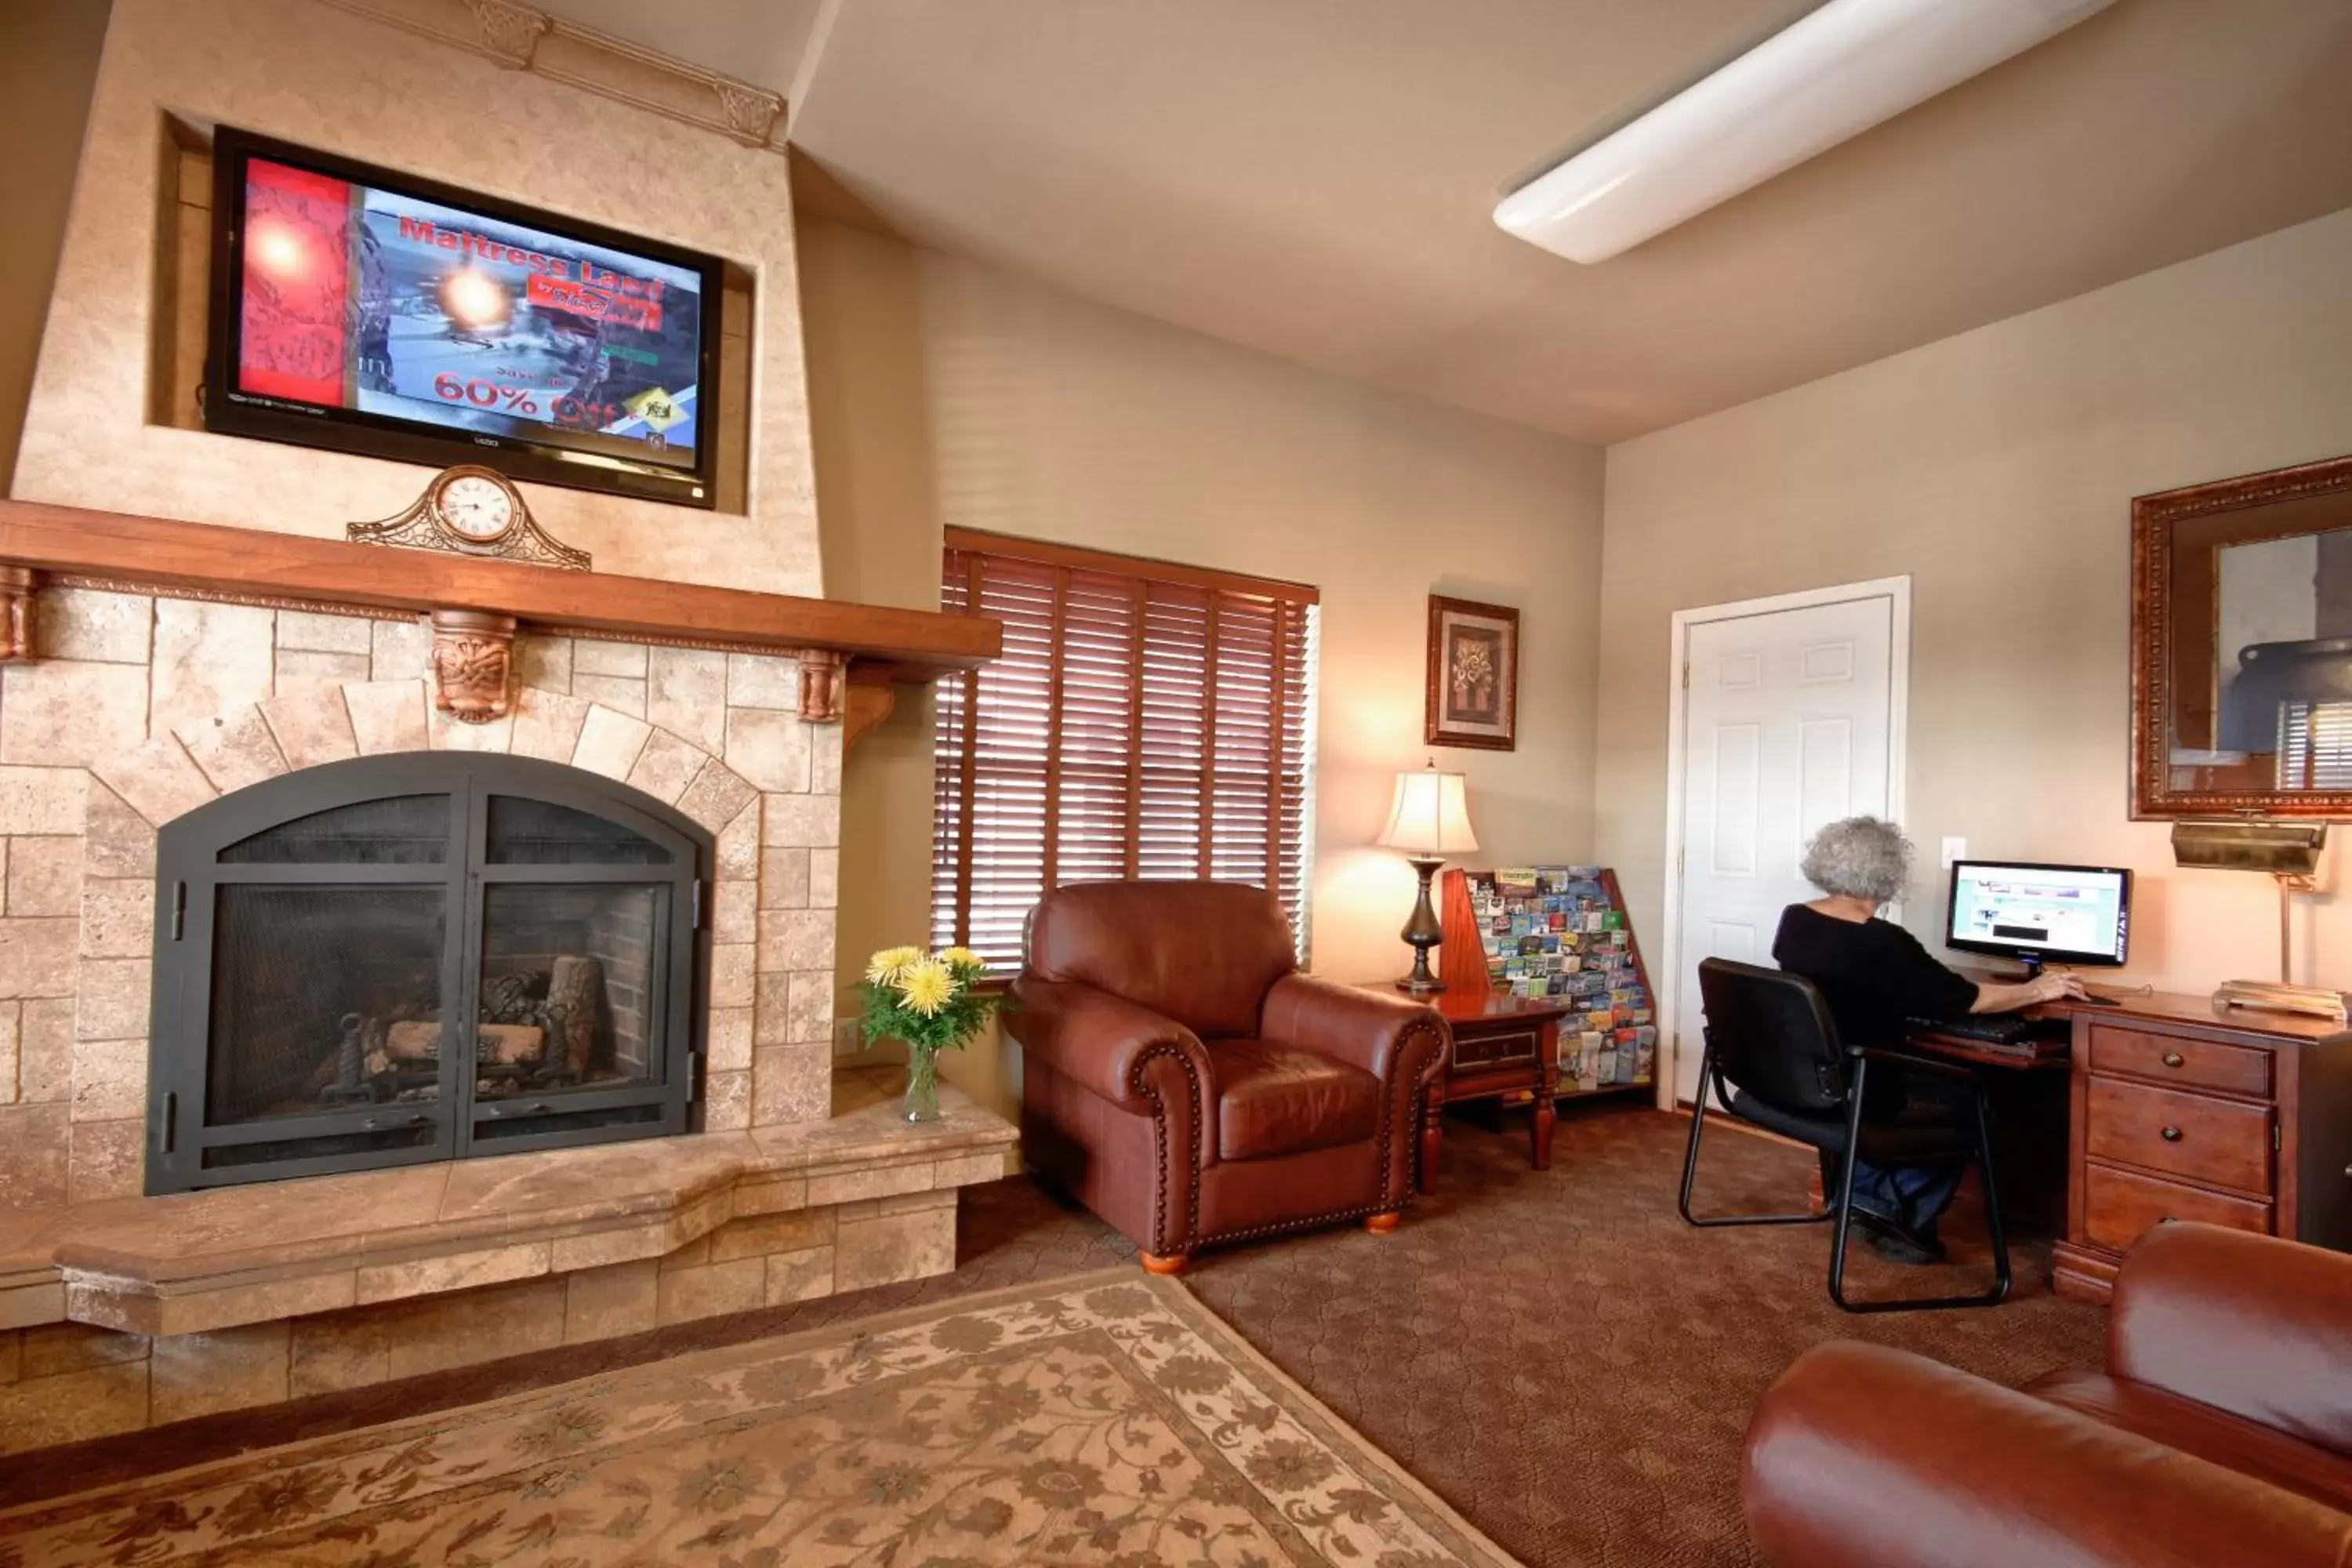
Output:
(1677, 956), (2009, 1313)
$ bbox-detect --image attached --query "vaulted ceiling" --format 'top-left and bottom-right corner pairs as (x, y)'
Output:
(549, 0), (2352, 445)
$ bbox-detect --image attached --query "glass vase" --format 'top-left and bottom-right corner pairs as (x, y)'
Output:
(904, 1046), (941, 1123)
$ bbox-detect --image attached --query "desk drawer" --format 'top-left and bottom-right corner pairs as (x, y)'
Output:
(2085, 1077), (2273, 1196)
(1452, 1027), (1538, 1068)
(2083, 1161), (2272, 1252)
(2087, 1026), (2270, 1098)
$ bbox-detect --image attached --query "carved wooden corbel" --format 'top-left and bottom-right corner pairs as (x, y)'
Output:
(795, 648), (848, 723)
(844, 669), (897, 753)
(0, 565), (35, 662)
(429, 609), (518, 724)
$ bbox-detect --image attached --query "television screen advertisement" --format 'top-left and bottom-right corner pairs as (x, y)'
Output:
(206, 130), (721, 507)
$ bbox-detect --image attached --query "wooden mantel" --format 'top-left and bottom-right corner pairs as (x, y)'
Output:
(0, 499), (994, 739)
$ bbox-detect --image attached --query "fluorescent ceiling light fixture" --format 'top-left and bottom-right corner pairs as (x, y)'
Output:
(1494, 0), (2115, 263)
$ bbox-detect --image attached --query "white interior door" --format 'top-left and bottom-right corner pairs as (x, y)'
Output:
(1671, 591), (1897, 1105)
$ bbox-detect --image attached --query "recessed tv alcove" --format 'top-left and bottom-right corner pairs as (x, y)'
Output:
(202, 127), (726, 507)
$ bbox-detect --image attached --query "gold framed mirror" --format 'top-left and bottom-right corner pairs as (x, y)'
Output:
(2132, 452), (2352, 818)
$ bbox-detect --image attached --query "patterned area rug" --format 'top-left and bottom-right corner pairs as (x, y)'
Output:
(0, 1271), (1517, 1567)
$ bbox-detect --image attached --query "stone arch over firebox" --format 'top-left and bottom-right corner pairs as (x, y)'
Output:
(88, 680), (762, 835)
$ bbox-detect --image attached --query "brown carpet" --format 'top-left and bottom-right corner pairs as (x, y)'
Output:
(0, 1272), (1515, 1568)
(0, 1103), (2105, 1566)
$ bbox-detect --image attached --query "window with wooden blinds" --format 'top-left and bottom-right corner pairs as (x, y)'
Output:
(932, 530), (1320, 972)
(2278, 700), (2352, 790)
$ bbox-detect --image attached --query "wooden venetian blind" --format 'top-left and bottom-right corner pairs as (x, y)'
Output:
(2278, 701), (2352, 790)
(932, 529), (1320, 972)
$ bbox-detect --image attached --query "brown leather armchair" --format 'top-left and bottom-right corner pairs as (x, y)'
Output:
(1007, 880), (1450, 1272)
(1743, 1222), (2352, 1567)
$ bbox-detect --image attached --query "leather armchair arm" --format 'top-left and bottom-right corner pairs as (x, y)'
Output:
(2108, 1221), (2352, 1457)
(1745, 1341), (2351, 1568)
(1005, 977), (1215, 1119)
(1258, 974), (1449, 1087)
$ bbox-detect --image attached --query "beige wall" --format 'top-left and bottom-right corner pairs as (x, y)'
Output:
(1595, 206), (2352, 1029)
(0, 0), (111, 495)
(800, 219), (1606, 1114)
(13, 0), (821, 595)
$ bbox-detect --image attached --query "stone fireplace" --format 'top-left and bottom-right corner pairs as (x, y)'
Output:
(0, 575), (1008, 1455)
(0, 0), (1010, 1456)
(148, 751), (708, 1194)
(1, 588), (844, 1207)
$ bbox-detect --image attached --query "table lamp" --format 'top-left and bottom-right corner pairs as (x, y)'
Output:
(2170, 819), (2345, 1021)
(1378, 760), (1478, 994)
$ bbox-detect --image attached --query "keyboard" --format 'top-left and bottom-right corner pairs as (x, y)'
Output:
(1911, 1012), (2072, 1047)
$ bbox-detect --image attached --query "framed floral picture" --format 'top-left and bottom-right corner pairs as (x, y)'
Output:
(1425, 595), (1519, 750)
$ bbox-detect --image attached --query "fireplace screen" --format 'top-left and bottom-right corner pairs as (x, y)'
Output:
(146, 753), (709, 1193)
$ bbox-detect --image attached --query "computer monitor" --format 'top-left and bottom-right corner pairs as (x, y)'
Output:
(1944, 860), (2132, 971)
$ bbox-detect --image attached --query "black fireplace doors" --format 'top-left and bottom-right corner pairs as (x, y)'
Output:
(145, 753), (710, 1194)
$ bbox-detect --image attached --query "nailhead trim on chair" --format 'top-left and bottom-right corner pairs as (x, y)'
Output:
(1200, 1203), (1393, 1247)
(1129, 1040), (1206, 1257)
(1403, 1018), (1446, 1193)
(1377, 1018), (1443, 1208)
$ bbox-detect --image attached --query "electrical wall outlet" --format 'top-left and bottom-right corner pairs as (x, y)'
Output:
(833, 1018), (862, 1057)
(1940, 837), (1966, 869)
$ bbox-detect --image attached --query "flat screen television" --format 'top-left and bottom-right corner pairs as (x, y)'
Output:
(204, 128), (721, 507)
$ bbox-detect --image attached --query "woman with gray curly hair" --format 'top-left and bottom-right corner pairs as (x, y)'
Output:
(1771, 816), (2084, 1264)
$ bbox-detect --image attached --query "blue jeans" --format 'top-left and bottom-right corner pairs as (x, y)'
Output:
(1831, 1062), (1973, 1235)
(1842, 1157), (1964, 1236)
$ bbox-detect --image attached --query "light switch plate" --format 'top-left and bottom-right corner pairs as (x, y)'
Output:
(1940, 837), (1966, 869)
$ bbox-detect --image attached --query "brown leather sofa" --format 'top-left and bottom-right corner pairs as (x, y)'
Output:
(1743, 1222), (2352, 1566)
(1007, 880), (1450, 1272)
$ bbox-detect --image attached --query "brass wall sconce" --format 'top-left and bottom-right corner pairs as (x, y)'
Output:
(2170, 820), (2343, 1021)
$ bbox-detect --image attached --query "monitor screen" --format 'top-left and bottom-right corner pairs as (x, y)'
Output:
(205, 129), (720, 506)
(1945, 861), (2132, 967)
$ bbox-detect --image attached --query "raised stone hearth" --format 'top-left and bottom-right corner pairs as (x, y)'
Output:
(0, 1068), (1014, 1452)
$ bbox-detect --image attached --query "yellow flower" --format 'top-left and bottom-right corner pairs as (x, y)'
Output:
(941, 946), (985, 972)
(895, 958), (955, 1018)
(865, 946), (923, 985)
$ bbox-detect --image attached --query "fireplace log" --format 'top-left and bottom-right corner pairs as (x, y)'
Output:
(385, 1020), (546, 1065)
(477, 1025), (546, 1065)
(385, 1020), (441, 1062)
(547, 956), (604, 1074)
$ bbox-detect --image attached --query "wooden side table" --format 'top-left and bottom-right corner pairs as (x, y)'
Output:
(1403, 989), (1577, 1192)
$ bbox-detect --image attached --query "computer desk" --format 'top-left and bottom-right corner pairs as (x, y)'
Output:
(1901, 989), (2352, 1302)
(1791, 1014), (2071, 1240)
(1900, 1012), (2074, 1240)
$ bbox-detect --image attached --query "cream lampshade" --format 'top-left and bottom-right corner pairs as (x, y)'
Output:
(1378, 767), (1479, 857)
(1379, 762), (1476, 993)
